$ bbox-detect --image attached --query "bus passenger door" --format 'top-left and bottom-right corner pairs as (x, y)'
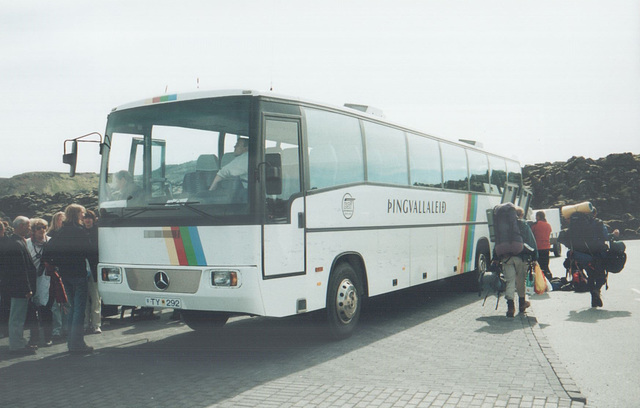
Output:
(262, 118), (305, 278)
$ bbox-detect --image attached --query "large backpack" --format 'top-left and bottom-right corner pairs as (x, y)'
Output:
(605, 240), (627, 273)
(493, 202), (524, 257)
(568, 212), (606, 254)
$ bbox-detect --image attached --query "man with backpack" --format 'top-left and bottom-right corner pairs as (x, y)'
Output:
(492, 203), (538, 318)
(566, 207), (619, 307)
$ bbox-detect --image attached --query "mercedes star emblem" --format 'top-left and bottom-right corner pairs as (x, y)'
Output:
(154, 271), (170, 291)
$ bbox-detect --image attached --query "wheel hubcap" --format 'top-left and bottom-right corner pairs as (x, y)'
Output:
(335, 278), (358, 324)
(479, 253), (488, 273)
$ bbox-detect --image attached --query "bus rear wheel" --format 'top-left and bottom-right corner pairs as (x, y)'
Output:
(474, 250), (491, 291)
(326, 262), (363, 340)
(181, 310), (229, 335)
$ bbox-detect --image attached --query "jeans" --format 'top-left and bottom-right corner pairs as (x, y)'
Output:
(63, 275), (89, 351)
(37, 301), (54, 343)
(51, 301), (65, 336)
(85, 277), (102, 330)
(9, 298), (38, 350)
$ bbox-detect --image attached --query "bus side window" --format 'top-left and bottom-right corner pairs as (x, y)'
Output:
(308, 144), (338, 189)
(441, 143), (469, 191)
(363, 121), (408, 186)
(467, 150), (490, 193)
(489, 155), (507, 195)
(305, 108), (364, 190)
(408, 133), (442, 188)
(506, 159), (522, 186)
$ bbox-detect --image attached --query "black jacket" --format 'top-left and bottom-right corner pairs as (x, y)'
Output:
(0, 235), (37, 298)
(43, 223), (96, 280)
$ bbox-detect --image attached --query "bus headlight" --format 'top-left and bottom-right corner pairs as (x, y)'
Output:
(101, 266), (123, 283)
(211, 270), (239, 287)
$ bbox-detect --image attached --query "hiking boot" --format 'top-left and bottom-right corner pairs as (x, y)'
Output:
(591, 290), (603, 307)
(519, 297), (531, 313)
(506, 300), (515, 318)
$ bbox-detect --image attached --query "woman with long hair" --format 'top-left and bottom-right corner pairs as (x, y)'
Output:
(47, 211), (65, 238)
(44, 204), (95, 354)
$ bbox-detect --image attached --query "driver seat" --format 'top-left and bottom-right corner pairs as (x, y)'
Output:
(183, 154), (219, 194)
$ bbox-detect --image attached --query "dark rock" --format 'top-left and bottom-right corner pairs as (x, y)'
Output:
(0, 190), (98, 223)
(524, 153), (640, 240)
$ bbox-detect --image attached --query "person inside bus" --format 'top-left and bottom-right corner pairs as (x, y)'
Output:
(208, 137), (249, 191)
(530, 211), (553, 280)
(112, 170), (141, 202)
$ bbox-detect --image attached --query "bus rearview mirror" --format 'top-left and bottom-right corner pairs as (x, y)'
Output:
(63, 140), (78, 177)
(265, 153), (282, 196)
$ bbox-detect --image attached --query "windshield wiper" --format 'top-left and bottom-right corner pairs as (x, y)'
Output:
(149, 200), (217, 221)
(120, 204), (177, 219)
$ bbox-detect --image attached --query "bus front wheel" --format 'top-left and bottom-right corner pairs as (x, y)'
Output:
(326, 262), (363, 340)
(181, 310), (229, 335)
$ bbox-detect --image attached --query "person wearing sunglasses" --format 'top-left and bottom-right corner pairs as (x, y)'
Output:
(26, 218), (54, 347)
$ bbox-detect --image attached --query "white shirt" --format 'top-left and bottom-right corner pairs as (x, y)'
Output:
(26, 236), (50, 306)
(216, 152), (248, 188)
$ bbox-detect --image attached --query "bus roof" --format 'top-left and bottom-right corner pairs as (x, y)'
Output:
(111, 89), (519, 165)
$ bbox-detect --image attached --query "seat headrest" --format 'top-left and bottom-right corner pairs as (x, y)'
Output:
(196, 154), (218, 171)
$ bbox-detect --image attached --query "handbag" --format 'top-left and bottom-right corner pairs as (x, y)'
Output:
(526, 263), (535, 296)
(534, 263), (547, 295)
(46, 264), (68, 305)
(34, 270), (51, 307)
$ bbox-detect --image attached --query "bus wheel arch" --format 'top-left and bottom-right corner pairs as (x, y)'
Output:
(325, 253), (367, 340)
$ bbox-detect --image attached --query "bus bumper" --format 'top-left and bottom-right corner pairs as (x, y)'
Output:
(97, 264), (266, 316)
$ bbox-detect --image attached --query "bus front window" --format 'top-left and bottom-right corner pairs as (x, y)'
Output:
(99, 96), (252, 225)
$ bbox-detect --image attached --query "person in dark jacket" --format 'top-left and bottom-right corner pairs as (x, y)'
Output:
(44, 204), (96, 354)
(1, 216), (39, 355)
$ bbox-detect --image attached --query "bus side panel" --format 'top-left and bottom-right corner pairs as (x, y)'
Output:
(410, 227), (439, 284)
(304, 229), (410, 302)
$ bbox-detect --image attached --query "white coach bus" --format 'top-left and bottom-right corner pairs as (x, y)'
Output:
(63, 90), (525, 339)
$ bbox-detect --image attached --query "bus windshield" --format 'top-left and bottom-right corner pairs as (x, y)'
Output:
(99, 96), (253, 225)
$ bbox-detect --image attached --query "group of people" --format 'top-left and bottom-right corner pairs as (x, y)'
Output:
(494, 205), (619, 318)
(0, 204), (101, 356)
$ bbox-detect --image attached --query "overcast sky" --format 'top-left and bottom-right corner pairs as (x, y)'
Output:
(1, 0), (639, 178)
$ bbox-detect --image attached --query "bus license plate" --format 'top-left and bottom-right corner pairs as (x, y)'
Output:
(145, 297), (182, 309)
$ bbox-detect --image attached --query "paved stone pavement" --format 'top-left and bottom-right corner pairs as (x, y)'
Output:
(0, 283), (590, 408)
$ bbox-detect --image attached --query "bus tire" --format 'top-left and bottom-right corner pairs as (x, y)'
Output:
(181, 310), (229, 335)
(474, 249), (491, 291)
(326, 262), (363, 340)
